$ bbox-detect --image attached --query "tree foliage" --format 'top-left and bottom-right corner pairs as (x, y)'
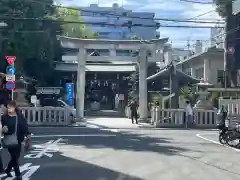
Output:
(0, 0), (62, 85)
(57, 8), (97, 38)
(214, 0), (234, 17)
(180, 86), (197, 103)
(128, 35), (141, 101)
(128, 65), (139, 101)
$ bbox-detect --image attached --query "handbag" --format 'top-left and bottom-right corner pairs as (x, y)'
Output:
(2, 116), (18, 148)
(24, 136), (31, 152)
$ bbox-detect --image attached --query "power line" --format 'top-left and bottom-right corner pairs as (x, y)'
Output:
(180, 0), (214, 4)
(0, 15), (223, 28)
(21, 0), (224, 24)
(187, 10), (217, 20)
(185, 9), (223, 47)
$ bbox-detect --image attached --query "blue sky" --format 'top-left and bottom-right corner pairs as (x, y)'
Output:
(60, 0), (222, 48)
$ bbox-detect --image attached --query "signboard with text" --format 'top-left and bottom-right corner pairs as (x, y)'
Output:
(5, 74), (15, 81)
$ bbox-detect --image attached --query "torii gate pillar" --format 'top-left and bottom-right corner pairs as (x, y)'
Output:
(138, 47), (148, 121)
(76, 47), (86, 120)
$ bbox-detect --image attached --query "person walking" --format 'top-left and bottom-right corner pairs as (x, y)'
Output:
(129, 100), (138, 124)
(185, 100), (193, 128)
(1, 101), (30, 180)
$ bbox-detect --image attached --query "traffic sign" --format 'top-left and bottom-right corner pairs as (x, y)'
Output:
(6, 81), (15, 90)
(6, 66), (16, 75)
(5, 56), (16, 65)
(5, 74), (15, 81)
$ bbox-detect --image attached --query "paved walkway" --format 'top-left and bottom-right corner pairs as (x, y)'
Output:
(85, 117), (153, 130)
(0, 126), (240, 180)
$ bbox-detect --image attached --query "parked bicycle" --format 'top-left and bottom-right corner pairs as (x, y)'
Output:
(217, 105), (229, 144)
(225, 122), (240, 148)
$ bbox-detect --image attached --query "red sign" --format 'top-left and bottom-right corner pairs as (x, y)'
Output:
(5, 56), (16, 65)
(6, 81), (15, 90)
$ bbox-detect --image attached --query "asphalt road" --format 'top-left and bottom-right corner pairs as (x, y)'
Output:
(0, 127), (240, 180)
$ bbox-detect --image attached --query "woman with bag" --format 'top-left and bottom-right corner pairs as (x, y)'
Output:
(1, 101), (29, 180)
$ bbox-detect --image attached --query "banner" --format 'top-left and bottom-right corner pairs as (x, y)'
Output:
(65, 83), (74, 106)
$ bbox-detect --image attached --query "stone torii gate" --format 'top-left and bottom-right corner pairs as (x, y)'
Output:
(58, 36), (168, 122)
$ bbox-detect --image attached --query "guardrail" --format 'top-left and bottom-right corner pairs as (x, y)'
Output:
(125, 107), (151, 119)
(151, 107), (217, 128)
(125, 106), (217, 128)
(1, 107), (71, 126)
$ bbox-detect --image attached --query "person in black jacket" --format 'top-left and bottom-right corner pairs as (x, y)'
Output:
(128, 100), (138, 124)
(1, 101), (29, 180)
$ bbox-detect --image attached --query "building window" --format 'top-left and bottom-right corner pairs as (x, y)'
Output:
(217, 70), (224, 85)
(172, 55), (180, 62)
(184, 69), (191, 76)
(195, 68), (204, 79)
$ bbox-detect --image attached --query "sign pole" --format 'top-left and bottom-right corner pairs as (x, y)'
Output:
(11, 63), (14, 100)
(5, 56), (16, 100)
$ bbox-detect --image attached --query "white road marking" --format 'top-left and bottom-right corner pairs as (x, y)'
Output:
(101, 129), (119, 133)
(85, 124), (120, 132)
(0, 163), (40, 180)
(32, 134), (116, 138)
(30, 126), (86, 128)
(24, 138), (64, 159)
(196, 133), (240, 152)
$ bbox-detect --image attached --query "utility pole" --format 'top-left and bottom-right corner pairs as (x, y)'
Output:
(224, 1), (234, 88)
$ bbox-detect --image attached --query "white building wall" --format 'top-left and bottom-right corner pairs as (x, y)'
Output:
(157, 45), (192, 68)
(176, 53), (224, 85)
(79, 3), (158, 40)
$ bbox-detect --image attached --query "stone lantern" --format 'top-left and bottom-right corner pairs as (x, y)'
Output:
(194, 79), (214, 110)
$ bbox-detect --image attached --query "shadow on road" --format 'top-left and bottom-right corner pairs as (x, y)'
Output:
(0, 127), (196, 180)
(31, 155), (143, 180)
(61, 129), (189, 156)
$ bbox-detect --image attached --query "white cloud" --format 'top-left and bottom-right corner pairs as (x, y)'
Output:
(61, 0), (223, 48)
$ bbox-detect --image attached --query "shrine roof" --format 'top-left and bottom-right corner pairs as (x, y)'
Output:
(147, 65), (200, 84)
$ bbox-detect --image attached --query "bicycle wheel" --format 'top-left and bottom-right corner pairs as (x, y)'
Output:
(219, 132), (227, 144)
(226, 131), (239, 147)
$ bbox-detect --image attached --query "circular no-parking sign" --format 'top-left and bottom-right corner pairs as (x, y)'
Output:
(6, 81), (15, 90)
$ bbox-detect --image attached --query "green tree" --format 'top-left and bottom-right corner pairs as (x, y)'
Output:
(57, 8), (97, 38)
(128, 65), (139, 101)
(0, 0), (62, 85)
(214, 0), (234, 17)
(128, 35), (141, 101)
(180, 86), (197, 103)
(131, 35), (141, 40)
(128, 35), (158, 101)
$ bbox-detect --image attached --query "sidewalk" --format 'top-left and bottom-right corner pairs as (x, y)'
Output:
(82, 117), (154, 129)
